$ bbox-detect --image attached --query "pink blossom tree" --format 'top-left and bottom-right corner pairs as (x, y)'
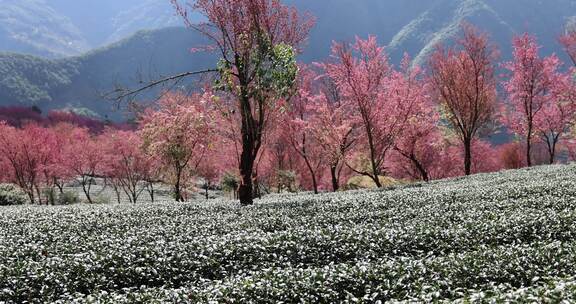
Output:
(391, 111), (443, 182)
(534, 90), (575, 164)
(101, 129), (152, 204)
(139, 93), (214, 202)
(0, 122), (37, 202)
(560, 25), (576, 66)
(306, 81), (357, 191)
(428, 23), (498, 175)
(322, 36), (389, 188)
(285, 66), (324, 194)
(61, 127), (103, 204)
(48, 124), (80, 195)
(323, 37), (418, 187)
(387, 58), (437, 182)
(0, 123), (59, 204)
(170, 0), (314, 205)
(502, 33), (567, 166)
(32, 126), (63, 204)
(498, 142), (525, 170)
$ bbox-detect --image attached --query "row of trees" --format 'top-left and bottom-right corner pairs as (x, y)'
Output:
(159, 0), (576, 204)
(136, 22), (576, 200)
(0, 122), (155, 204)
(2, 0), (576, 205)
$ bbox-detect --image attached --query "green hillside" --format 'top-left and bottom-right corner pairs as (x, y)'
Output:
(0, 53), (79, 105)
(0, 27), (214, 119)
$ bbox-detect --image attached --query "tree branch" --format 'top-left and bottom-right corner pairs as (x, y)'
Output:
(106, 69), (219, 104)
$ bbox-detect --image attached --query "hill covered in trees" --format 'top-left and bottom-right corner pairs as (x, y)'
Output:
(0, 27), (213, 119)
(1, 0), (576, 118)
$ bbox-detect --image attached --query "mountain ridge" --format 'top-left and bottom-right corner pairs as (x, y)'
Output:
(0, 27), (212, 118)
(0, 0), (575, 117)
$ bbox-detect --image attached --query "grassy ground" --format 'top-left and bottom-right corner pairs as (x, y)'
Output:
(1, 165), (576, 303)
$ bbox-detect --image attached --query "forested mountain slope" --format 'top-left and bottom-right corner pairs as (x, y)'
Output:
(0, 0), (574, 117)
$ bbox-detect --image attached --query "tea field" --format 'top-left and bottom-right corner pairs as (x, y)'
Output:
(1, 165), (576, 303)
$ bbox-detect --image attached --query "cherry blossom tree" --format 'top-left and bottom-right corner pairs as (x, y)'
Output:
(285, 66), (324, 194)
(33, 126), (63, 204)
(502, 33), (567, 166)
(323, 37), (418, 187)
(391, 111), (443, 182)
(558, 25), (576, 164)
(306, 81), (357, 191)
(0, 106), (43, 128)
(499, 142), (525, 170)
(46, 111), (109, 134)
(322, 36), (389, 187)
(139, 93), (214, 202)
(386, 58), (435, 182)
(0, 123), (59, 204)
(428, 23), (498, 175)
(197, 153), (222, 200)
(48, 124), (79, 195)
(535, 91), (575, 164)
(392, 126), (435, 182)
(560, 25), (576, 66)
(61, 127), (103, 204)
(0, 123), (36, 202)
(101, 130), (152, 204)
(170, 0), (315, 205)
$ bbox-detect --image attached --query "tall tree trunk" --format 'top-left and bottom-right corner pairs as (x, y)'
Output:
(410, 154), (430, 182)
(526, 125), (533, 167)
(114, 187), (121, 204)
(48, 187), (56, 205)
(366, 127), (383, 188)
(253, 175), (262, 199)
(548, 135), (559, 165)
(147, 182), (155, 203)
(237, 73), (259, 205)
(35, 186), (43, 205)
(330, 166), (339, 192)
(26, 190), (35, 205)
(82, 177), (93, 204)
(174, 168), (183, 202)
(54, 178), (64, 194)
(464, 137), (472, 176)
(303, 158), (318, 194)
(238, 143), (255, 205)
(296, 134), (318, 194)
